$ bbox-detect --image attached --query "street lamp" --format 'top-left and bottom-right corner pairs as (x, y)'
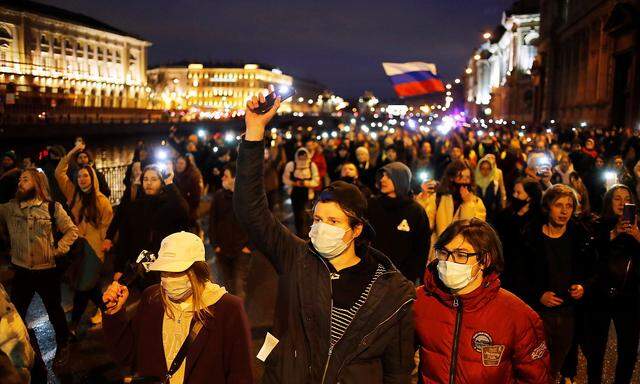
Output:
(465, 68), (473, 74)
(483, 32), (492, 40)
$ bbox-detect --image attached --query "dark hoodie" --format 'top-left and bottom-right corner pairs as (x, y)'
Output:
(367, 162), (431, 282)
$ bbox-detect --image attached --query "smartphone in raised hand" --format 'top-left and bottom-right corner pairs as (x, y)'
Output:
(623, 203), (636, 223)
(250, 86), (296, 114)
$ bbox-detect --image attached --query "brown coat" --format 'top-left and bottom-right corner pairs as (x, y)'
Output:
(102, 285), (253, 384)
(55, 154), (113, 261)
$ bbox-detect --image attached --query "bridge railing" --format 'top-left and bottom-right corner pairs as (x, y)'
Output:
(97, 164), (128, 206)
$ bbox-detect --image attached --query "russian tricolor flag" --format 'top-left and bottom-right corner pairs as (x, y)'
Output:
(382, 62), (445, 98)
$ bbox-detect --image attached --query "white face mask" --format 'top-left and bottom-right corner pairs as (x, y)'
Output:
(309, 222), (353, 259)
(161, 275), (193, 302)
(437, 260), (480, 290)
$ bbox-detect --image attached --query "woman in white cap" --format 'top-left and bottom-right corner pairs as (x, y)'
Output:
(101, 231), (253, 384)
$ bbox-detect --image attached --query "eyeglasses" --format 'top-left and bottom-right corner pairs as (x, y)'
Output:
(434, 248), (480, 264)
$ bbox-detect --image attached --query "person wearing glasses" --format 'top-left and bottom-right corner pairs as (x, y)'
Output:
(414, 219), (551, 383)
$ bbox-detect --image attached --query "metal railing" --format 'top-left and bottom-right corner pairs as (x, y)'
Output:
(96, 164), (128, 205)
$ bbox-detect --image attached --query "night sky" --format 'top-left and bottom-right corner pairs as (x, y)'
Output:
(40, 0), (515, 99)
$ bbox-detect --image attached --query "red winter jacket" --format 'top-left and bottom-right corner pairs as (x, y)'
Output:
(414, 264), (552, 384)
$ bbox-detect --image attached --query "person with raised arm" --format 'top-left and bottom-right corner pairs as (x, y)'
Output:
(233, 89), (415, 384)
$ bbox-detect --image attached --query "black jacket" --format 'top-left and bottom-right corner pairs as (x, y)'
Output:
(209, 188), (250, 255)
(113, 183), (190, 273)
(522, 220), (597, 312)
(366, 195), (430, 283)
(495, 208), (542, 299)
(592, 217), (640, 299)
(0, 167), (19, 204)
(234, 140), (416, 384)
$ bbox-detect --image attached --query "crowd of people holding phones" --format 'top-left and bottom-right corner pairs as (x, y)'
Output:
(0, 87), (638, 383)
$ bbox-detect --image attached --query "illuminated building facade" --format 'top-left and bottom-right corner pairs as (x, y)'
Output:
(0, 0), (154, 123)
(464, 0), (539, 122)
(148, 63), (295, 118)
(148, 63), (346, 119)
(535, 0), (640, 129)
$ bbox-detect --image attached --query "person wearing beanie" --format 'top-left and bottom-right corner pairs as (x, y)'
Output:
(102, 231), (253, 384)
(366, 162), (431, 283)
(0, 151), (20, 204)
(233, 92), (416, 384)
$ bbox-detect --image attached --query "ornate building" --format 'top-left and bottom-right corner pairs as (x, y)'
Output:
(148, 62), (295, 119)
(535, 0), (640, 130)
(464, 0), (540, 123)
(148, 62), (344, 118)
(0, 0), (155, 123)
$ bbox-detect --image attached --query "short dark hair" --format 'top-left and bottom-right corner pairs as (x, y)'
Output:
(541, 184), (578, 217)
(434, 218), (503, 275)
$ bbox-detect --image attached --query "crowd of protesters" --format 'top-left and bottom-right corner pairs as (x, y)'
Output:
(0, 92), (638, 383)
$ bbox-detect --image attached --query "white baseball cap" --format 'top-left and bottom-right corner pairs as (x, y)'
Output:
(148, 231), (205, 273)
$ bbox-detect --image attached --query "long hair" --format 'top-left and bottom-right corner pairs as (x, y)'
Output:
(72, 165), (100, 226)
(437, 160), (475, 195)
(569, 172), (591, 215)
(160, 261), (213, 324)
(19, 169), (52, 202)
(141, 165), (166, 196)
(601, 184), (636, 220)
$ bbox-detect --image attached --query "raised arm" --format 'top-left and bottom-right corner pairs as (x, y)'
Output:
(233, 92), (305, 274)
(55, 155), (76, 204)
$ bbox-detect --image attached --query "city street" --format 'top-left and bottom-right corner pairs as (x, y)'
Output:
(2, 197), (638, 383)
(1, 0), (640, 383)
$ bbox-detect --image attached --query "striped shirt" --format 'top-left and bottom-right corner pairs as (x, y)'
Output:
(330, 264), (386, 347)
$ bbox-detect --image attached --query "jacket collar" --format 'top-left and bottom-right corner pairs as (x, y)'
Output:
(19, 198), (44, 210)
(423, 262), (501, 312)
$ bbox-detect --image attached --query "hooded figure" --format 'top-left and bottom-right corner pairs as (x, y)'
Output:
(475, 156), (502, 224)
(355, 146), (375, 189)
(378, 162), (412, 197)
(69, 149), (111, 198)
(282, 147), (320, 236)
(366, 162), (431, 282)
